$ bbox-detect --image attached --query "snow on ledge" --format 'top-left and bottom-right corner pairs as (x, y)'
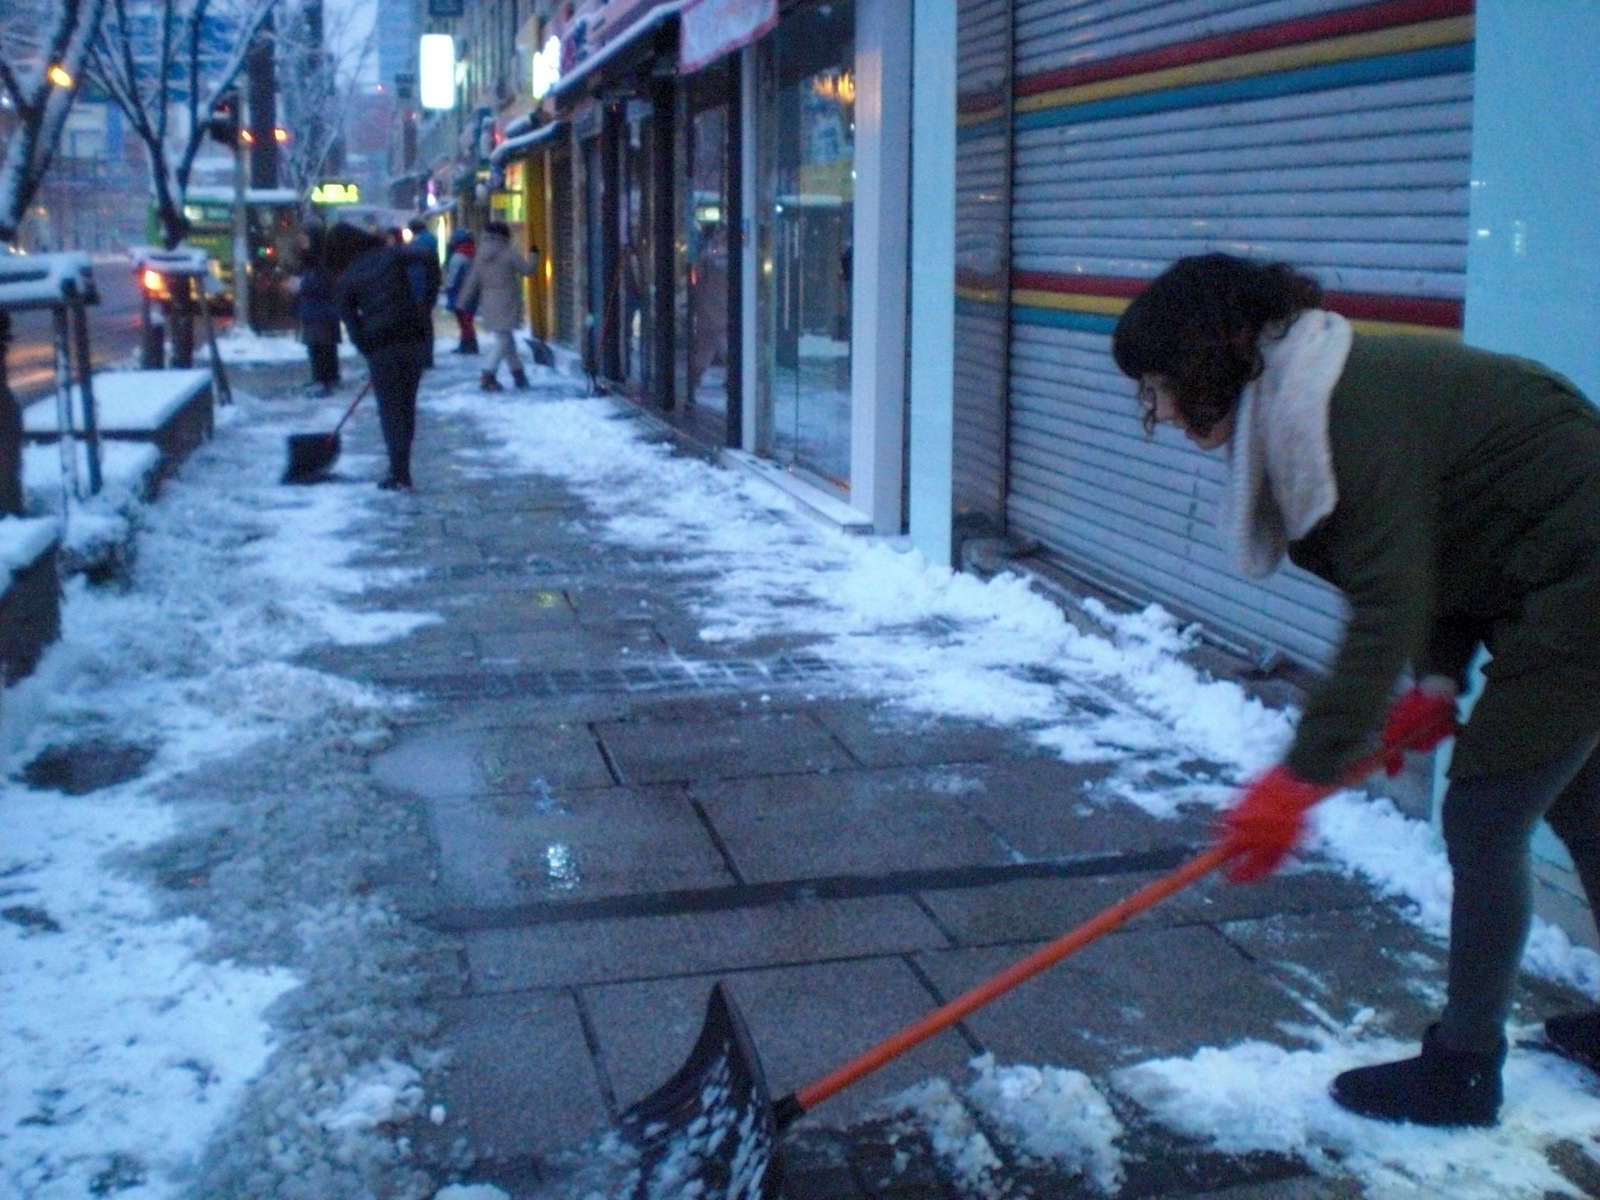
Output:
(23, 369), (212, 434)
(0, 515), (60, 596)
(0, 252), (96, 310)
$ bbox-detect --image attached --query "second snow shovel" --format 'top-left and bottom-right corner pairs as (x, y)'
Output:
(617, 737), (1426, 1200)
(282, 379), (371, 483)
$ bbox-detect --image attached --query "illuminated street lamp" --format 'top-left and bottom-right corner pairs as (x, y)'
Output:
(46, 65), (74, 89)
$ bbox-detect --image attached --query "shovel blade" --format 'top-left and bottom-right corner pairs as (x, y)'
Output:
(283, 432), (341, 483)
(618, 982), (780, 1200)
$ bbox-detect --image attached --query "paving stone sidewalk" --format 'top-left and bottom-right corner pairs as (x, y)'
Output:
(264, 358), (1587, 1199)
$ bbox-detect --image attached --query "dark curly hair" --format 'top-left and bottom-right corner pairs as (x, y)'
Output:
(1112, 254), (1324, 437)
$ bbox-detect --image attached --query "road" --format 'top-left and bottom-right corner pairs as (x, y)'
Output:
(5, 259), (149, 405)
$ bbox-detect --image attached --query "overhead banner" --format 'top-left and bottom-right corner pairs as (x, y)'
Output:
(679, 0), (776, 74)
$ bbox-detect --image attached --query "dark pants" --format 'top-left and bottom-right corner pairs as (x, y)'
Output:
(1438, 737), (1600, 1054)
(308, 341), (339, 387)
(366, 340), (428, 484)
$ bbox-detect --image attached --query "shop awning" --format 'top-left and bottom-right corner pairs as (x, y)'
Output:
(680, 0), (776, 73)
(489, 121), (568, 166)
(548, 0), (687, 102)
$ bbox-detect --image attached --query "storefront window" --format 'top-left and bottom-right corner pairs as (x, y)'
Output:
(686, 98), (730, 413)
(757, 0), (855, 488)
(620, 99), (654, 397)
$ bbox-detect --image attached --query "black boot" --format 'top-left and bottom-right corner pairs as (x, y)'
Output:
(511, 369), (529, 390)
(480, 370), (502, 392)
(1545, 1011), (1600, 1073)
(1330, 1024), (1504, 1127)
(457, 338), (478, 354)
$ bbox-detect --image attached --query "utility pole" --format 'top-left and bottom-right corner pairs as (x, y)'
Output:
(233, 129), (251, 333)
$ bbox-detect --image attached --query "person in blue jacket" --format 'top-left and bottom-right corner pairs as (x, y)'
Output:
(295, 224), (341, 396)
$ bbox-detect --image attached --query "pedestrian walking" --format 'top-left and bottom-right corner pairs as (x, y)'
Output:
(458, 220), (538, 391)
(443, 230), (478, 355)
(404, 217), (442, 369)
(327, 223), (437, 491)
(1113, 252), (1600, 1128)
(295, 223), (341, 396)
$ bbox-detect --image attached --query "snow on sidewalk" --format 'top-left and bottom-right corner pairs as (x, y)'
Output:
(2, 343), (1597, 1199)
(426, 367), (1600, 1199)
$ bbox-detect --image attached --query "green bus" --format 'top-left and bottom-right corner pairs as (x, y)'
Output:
(149, 187), (302, 329)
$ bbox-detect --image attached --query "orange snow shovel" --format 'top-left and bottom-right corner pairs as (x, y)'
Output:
(617, 737), (1426, 1199)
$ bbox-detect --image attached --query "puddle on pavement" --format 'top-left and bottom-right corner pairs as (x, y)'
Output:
(542, 842), (581, 891)
(19, 739), (156, 795)
(375, 732), (583, 903)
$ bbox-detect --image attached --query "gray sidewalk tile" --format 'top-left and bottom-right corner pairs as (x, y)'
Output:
(463, 894), (949, 991)
(583, 957), (975, 1130)
(376, 725), (614, 796)
(473, 624), (668, 671)
(939, 758), (1210, 860)
(1217, 906), (1450, 1036)
(430, 783), (733, 905)
(809, 699), (1043, 769)
(918, 873), (1190, 946)
(431, 990), (610, 1160)
(913, 925), (1314, 1078)
(692, 766), (1016, 882)
(595, 709), (857, 784)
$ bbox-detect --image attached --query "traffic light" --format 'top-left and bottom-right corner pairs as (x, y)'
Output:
(207, 91), (240, 147)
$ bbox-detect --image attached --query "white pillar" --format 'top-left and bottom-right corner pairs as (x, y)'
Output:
(740, 44), (760, 454)
(907, 0), (956, 564)
(849, 0), (912, 532)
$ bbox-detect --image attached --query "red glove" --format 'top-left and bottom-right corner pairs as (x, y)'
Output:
(1379, 687), (1457, 776)
(1219, 766), (1328, 883)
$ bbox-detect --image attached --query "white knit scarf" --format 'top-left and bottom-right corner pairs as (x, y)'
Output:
(1220, 309), (1354, 578)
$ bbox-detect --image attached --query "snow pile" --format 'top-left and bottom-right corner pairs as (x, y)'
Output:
(213, 328), (318, 364)
(1, 383), (443, 1199)
(890, 1055), (1123, 1196)
(0, 784), (294, 1198)
(965, 1055), (1124, 1192)
(0, 514), (58, 593)
(1115, 1030), (1600, 1199)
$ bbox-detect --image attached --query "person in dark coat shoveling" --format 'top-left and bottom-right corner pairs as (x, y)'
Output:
(327, 223), (439, 490)
(1114, 252), (1600, 1128)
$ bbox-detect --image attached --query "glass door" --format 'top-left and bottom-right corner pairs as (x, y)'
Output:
(758, 0), (855, 488)
(619, 99), (653, 397)
(685, 88), (731, 414)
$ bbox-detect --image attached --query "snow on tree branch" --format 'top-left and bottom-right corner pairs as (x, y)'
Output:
(0, 0), (110, 242)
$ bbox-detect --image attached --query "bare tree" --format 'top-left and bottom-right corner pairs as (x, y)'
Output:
(0, 0), (108, 241)
(87, 0), (278, 250)
(0, 0), (107, 515)
(276, 0), (375, 201)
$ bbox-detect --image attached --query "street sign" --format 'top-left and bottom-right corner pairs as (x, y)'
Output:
(427, 0), (465, 15)
(310, 182), (362, 205)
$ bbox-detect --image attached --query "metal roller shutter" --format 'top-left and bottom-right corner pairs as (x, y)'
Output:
(954, 0), (1013, 531)
(1003, 0), (1473, 668)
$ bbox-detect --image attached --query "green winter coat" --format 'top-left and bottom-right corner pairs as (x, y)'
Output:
(1284, 334), (1600, 783)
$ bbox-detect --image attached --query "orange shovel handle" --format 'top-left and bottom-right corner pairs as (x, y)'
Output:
(792, 741), (1404, 1115)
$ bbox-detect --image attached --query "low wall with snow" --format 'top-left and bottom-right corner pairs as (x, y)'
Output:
(23, 369), (215, 488)
(0, 517), (61, 684)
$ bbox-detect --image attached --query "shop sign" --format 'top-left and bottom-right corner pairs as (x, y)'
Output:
(679, 0), (776, 74)
(531, 34), (561, 100)
(558, 0), (667, 76)
(310, 182), (361, 205)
